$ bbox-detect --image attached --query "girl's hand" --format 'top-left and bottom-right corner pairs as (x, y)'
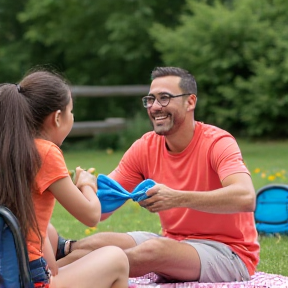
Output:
(49, 167), (101, 227)
(74, 166), (97, 193)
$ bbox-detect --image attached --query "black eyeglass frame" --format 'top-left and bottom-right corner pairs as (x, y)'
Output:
(142, 93), (192, 108)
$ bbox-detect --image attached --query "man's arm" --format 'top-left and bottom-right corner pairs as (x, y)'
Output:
(140, 172), (255, 214)
(140, 135), (255, 214)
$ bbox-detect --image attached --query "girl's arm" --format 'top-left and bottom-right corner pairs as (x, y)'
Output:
(49, 167), (101, 227)
(43, 233), (58, 276)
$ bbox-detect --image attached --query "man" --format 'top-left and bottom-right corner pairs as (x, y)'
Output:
(58, 67), (259, 283)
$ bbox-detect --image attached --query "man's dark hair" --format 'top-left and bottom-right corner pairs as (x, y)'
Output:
(151, 67), (197, 95)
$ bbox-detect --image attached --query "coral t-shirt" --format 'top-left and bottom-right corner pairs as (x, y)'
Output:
(109, 121), (259, 275)
(27, 139), (69, 262)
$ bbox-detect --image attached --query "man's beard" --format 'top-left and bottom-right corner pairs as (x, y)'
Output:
(149, 119), (174, 136)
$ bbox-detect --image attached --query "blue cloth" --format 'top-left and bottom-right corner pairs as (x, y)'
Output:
(97, 174), (156, 213)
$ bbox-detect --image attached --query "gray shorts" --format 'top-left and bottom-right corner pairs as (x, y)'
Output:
(127, 231), (250, 283)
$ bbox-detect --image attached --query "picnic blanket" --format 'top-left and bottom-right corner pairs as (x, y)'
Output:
(97, 174), (155, 213)
(128, 272), (288, 288)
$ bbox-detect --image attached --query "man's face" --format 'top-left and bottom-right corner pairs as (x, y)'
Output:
(147, 76), (188, 136)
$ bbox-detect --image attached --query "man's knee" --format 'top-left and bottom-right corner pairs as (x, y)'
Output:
(126, 237), (167, 260)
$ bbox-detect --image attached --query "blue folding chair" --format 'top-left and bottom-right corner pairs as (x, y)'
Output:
(0, 205), (33, 288)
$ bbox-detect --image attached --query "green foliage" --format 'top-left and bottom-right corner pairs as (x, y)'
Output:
(1, 0), (288, 139)
(117, 112), (152, 150)
(13, 0), (185, 85)
(0, 0), (185, 122)
(150, 0), (288, 138)
(0, 0), (31, 81)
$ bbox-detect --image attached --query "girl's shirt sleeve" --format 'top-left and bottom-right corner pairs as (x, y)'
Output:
(36, 144), (69, 194)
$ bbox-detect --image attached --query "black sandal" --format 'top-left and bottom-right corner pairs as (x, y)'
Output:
(56, 236), (76, 260)
(56, 235), (67, 260)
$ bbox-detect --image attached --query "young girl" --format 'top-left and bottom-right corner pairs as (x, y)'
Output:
(0, 69), (129, 288)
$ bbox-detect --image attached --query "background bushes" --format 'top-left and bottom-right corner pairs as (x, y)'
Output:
(1, 0), (288, 140)
(150, 0), (288, 138)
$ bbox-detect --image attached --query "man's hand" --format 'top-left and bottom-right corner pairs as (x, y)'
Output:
(139, 184), (180, 212)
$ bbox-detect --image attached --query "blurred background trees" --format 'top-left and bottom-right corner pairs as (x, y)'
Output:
(1, 0), (288, 141)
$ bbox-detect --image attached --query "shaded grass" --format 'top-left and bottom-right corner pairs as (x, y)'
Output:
(257, 235), (288, 276)
(51, 140), (288, 276)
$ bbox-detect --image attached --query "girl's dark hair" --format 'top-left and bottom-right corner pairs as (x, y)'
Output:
(151, 66), (197, 96)
(0, 69), (70, 240)
(0, 83), (41, 239)
(19, 69), (71, 135)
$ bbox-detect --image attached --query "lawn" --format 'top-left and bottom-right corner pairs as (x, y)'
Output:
(51, 139), (288, 276)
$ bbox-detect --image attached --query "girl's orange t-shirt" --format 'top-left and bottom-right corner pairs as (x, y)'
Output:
(27, 139), (69, 262)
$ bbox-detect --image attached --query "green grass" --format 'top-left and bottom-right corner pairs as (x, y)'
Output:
(51, 140), (288, 276)
(62, 150), (124, 175)
(257, 234), (288, 275)
(238, 139), (288, 191)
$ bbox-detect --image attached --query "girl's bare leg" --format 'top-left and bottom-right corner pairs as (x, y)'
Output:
(51, 246), (129, 288)
(57, 249), (92, 268)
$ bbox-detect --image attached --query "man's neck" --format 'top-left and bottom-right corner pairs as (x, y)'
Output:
(165, 120), (196, 153)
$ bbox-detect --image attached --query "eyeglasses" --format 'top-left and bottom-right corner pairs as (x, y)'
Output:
(142, 93), (192, 108)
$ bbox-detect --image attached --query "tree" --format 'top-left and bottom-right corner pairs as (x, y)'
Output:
(149, 0), (288, 138)
(7, 0), (186, 120)
(16, 0), (185, 85)
(0, 0), (31, 81)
